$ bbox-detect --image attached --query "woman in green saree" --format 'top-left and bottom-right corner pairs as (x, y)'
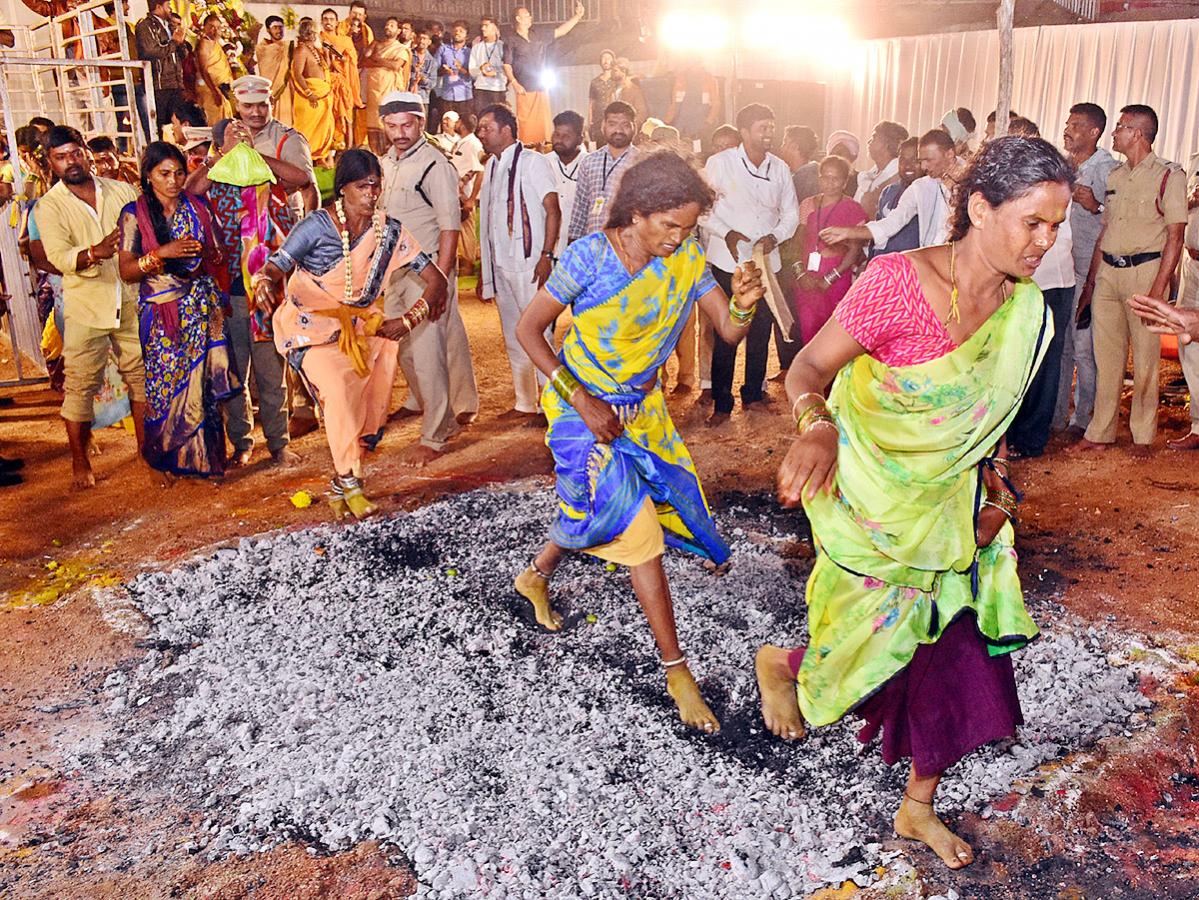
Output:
(756, 137), (1073, 868)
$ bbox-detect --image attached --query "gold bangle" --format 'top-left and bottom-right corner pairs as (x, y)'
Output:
(550, 365), (581, 403)
(791, 392), (826, 422)
(728, 295), (755, 325)
(797, 408), (837, 433)
(795, 402), (833, 434)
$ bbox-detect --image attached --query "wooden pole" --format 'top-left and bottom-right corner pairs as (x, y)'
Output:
(995, 0), (1015, 137)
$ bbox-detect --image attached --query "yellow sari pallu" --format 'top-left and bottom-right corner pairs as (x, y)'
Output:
(541, 232), (730, 567)
(270, 211), (420, 474)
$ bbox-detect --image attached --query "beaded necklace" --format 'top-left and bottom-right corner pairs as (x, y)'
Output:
(333, 198), (383, 304)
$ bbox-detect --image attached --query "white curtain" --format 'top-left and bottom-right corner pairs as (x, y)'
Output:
(553, 19), (1199, 165)
(736, 18), (1199, 167)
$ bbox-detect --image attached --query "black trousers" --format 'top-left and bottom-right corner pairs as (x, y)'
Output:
(773, 263), (803, 370)
(710, 266), (777, 414)
(153, 88), (183, 132)
(473, 89), (508, 115)
(1008, 286), (1073, 455)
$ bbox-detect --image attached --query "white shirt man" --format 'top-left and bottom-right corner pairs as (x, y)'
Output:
(854, 156), (899, 205)
(865, 175), (952, 249)
(1174, 150), (1199, 446)
(702, 144), (799, 275)
(451, 130), (485, 188)
(545, 145), (588, 258)
(702, 121), (799, 419)
(479, 126), (560, 415)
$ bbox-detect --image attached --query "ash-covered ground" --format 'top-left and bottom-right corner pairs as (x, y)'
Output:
(86, 486), (1152, 899)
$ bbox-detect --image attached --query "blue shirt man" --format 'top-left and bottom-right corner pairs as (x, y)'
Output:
(435, 23), (473, 104)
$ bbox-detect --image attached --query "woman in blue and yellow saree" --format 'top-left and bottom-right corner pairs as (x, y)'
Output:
(759, 137), (1074, 869)
(512, 152), (766, 734)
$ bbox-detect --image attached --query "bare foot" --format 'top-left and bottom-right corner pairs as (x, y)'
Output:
(666, 666), (720, 733)
(894, 795), (974, 869)
(271, 447), (302, 469)
(705, 411), (730, 428)
(743, 397), (777, 413)
(513, 567), (563, 631)
(521, 413), (548, 429)
(229, 447), (253, 468)
(456, 411), (478, 427)
(1128, 442), (1154, 458)
(1068, 438), (1109, 453)
(86, 436), (102, 457)
(498, 408), (532, 421)
(72, 459), (96, 490)
(754, 645), (805, 740)
(400, 443), (444, 468)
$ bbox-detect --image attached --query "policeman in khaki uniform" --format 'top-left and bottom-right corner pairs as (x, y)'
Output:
(1168, 150), (1199, 450)
(1076, 104), (1186, 454)
(378, 91), (480, 466)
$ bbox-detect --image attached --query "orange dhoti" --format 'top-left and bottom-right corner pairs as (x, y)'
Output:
(515, 90), (553, 145)
(323, 33), (361, 151)
(291, 76), (335, 163)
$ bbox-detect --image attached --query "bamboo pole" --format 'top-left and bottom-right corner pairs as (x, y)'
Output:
(995, 0), (1015, 137)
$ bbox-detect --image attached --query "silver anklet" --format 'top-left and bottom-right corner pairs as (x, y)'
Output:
(529, 560), (552, 580)
(661, 655), (688, 669)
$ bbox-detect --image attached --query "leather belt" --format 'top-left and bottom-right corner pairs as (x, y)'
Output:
(1102, 251), (1162, 269)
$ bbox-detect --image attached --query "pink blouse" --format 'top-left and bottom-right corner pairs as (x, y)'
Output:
(834, 253), (958, 367)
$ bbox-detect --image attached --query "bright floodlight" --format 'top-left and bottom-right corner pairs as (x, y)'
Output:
(658, 10), (731, 51)
(540, 68), (558, 90)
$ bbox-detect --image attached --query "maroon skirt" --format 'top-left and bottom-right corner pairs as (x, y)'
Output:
(789, 612), (1023, 776)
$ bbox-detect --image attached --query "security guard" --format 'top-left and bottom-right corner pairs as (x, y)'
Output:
(1167, 149), (1199, 450)
(378, 91), (480, 466)
(1076, 104), (1185, 454)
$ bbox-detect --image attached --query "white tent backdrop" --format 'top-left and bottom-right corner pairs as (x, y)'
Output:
(551, 18), (1199, 166)
(2, 3), (1198, 162)
(728, 17), (1199, 166)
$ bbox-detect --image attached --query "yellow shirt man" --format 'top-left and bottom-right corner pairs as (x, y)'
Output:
(34, 175), (144, 423)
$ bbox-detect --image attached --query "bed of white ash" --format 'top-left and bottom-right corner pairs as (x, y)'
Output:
(86, 485), (1153, 899)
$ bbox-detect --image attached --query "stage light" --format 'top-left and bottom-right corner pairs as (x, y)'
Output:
(540, 68), (558, 90)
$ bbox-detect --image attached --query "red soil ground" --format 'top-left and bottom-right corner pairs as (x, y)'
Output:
(2, 295), (1197, 898)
